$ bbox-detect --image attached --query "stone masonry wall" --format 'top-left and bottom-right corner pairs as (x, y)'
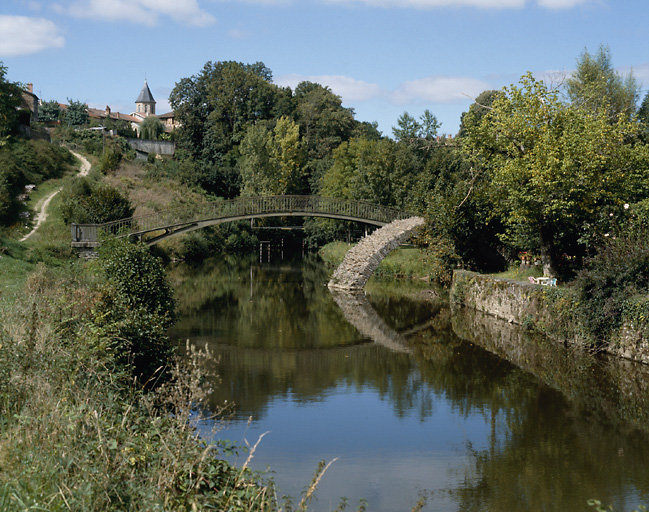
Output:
(450, 270), (649, 364)
(328, 216), (425, 291)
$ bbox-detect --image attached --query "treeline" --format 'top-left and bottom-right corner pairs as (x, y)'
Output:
(162, 47), (649, 285)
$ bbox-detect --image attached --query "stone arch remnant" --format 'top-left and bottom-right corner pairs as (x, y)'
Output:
(328, 216), (426, 291)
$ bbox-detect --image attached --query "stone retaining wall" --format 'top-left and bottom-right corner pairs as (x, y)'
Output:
(450, 269), (649, 364)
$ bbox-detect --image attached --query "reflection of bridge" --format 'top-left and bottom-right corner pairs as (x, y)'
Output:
(330, 290), (413, 354)
(70, 195), (413, 248)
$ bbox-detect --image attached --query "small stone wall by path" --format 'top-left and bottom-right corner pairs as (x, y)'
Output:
(328, 216), (425, 291)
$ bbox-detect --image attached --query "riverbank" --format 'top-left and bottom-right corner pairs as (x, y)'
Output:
(0, 151), (281, 510)
(450, 270), (649, 364)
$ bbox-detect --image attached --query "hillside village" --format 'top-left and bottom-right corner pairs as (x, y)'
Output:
(20, 80), (178, 137)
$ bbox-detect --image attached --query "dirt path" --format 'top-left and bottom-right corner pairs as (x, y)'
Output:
(20, 150), (91, 242)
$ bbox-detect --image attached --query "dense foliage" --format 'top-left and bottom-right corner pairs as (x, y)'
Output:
(0, 62), (25, 138)
(0, 139), (73, 225)
(60, 178), (134, 224)
(462, 73), (649, 278)
(96, 238), (176, 381)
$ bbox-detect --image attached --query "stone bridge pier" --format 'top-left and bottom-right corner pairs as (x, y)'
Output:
(328, 216), (425, 291)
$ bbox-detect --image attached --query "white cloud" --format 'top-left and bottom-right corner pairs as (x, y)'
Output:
(391, 76), (491, 104)
(227, 28), (249, 38)
(276, 72), (493, 105)
(66, 0), (215, 26)
(237, 0), (596, 8)
(535, 0), (593, 8)
(0, 16), (64, 57)
(275, 74), (383, 102)
(324, 0), (525, 7)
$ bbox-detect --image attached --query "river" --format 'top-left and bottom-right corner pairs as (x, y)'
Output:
(168, 255), (649, 512)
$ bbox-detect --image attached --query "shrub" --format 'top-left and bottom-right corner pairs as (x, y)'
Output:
(98, 238), (175, 325)
(572, 228), (649, 343)
(96, 238), (176, 382)
(60, 178), (134, 224)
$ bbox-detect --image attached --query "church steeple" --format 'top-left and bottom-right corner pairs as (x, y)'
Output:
(135, 80), (156, 116)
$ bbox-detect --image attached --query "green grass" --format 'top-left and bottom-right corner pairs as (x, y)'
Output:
(491, 264), (544, 282)
(0, 237), (34, 301)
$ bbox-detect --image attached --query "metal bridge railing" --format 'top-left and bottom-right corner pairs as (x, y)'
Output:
(71, 195), (413, 244)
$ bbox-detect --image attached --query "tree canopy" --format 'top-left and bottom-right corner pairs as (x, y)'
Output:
(462, 72), (649, 276)
(0, 62), (24, 138)
(566, 45), (640, 121)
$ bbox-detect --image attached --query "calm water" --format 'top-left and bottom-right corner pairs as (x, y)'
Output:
(169, 256), (649, 512)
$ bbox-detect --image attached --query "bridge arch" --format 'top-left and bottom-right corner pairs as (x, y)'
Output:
(70, 195), (413, 248)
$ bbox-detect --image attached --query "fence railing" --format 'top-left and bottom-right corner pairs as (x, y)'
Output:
(71, 195), (413, 244)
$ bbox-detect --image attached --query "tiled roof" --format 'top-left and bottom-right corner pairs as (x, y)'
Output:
(157, 111), (175, 119)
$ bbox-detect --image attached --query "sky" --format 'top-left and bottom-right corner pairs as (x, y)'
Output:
(1, 0), (648, 137)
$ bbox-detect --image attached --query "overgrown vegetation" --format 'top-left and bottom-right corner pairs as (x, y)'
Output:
(0, 254), (280, 510)
(60, 177), (134, 224)
(0, 138), (74, 225)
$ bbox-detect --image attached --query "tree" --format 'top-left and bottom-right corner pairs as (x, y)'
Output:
(392, 110), (440, 142)
(39, 100), (61, 123)
(170, 61), (281, 162)
(139, 116), (164, 140)
(239, 117), (303, 196)
(458, 90), (503, 138)
(320, 138), (416, 208)
(62, 99), (88, 126)
(293, 81), (356, 191)
(462, 73), (649, 277)
(392, 112), (420, 141)
(0, 62), (23, 138)
(420, 110), (441, 139)
(566, 45), (640, 121)
(638, 91), (649, 142)
(639, 91), (649, 125)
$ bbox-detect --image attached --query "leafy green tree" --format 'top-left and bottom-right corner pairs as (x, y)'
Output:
(392, 112), (421, 141)
(293, 81), (356, 191)
(0, 62), (23, 138)
(458, 90), (503, 138)
(639, 91), (649, 124)
(97, 238), (175, 381)
(239, 116), (303, 195)
(38, 100), (61, 123)
(566, 45), (640, 121)
(321, 138), (417, 208)
(62, 99), (88, 126)
(393, 110), (440, 142)
(419, 109), (441, 139)
(139, 115), (164, 140)
(463, 73), (649, 277)
(170, 61), (280, 162)
(638, 91), (649, 142)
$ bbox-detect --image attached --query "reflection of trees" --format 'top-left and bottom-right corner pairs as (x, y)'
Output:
(449, 307), (649, 511)
(169, 258), (649, 510)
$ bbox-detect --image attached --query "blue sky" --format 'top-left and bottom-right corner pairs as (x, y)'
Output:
(1, 0), (648, 136)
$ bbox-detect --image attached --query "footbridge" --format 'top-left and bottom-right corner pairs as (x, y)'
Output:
(70, 194), (425, 290)
(70, 195), (412, 248)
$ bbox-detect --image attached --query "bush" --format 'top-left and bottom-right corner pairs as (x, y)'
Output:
(572, 228), (649, 343)
(60, 178), (134, 224)
(96, 238), (176, 382)
(99, 145), (122, 173)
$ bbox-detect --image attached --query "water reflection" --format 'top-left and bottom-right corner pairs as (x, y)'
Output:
(169, 257), (649, 511)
